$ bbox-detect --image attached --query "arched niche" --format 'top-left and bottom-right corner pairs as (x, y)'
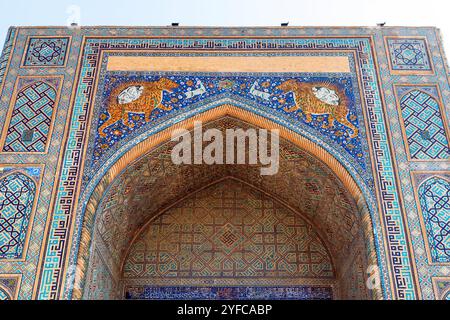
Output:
(417, 175), (450, 263)
(0, 171), (37, 259)
(2, 81), (57, 153)
(70, 106), (383, 300)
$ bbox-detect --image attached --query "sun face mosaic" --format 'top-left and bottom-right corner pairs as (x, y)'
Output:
(0, 26), (449, 300)
(93, 74), (365, 169)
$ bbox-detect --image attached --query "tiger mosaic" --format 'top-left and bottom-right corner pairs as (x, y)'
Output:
(0, 26), (448, 300)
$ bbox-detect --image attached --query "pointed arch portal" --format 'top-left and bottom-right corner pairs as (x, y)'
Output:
(71, 106), (382, 300)
(27, 33), (424, 301)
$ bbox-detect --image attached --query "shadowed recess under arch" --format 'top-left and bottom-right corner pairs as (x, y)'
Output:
(71, 114), (382, 300)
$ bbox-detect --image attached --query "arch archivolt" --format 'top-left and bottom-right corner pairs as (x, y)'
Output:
(70, 104), (382, 300)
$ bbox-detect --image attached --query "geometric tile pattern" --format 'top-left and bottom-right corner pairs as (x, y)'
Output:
(0, 171), (36, 259)
(94, 75), (365, 169)
(23, 37), (69, 67)
(81, 116), (372, 300)
(39, 35), (414, 300)
(3, 25), (450, 301)
(0, 277), (19, 300)
(418, 177), (450, 263)
(124, 285), (333, 300)
(0, 28), (16, 91)
(2, 81), (57, 153)
(93, 119), (360, 278)
(399, 90), (450, 160)
(123, 179), (335, 280)
(0, 287), (10, 300)
(386, 38), (432, 71)
(83, 248), (116, 300)
(433, 278), (450, 300)
(339, 250), (368, 299)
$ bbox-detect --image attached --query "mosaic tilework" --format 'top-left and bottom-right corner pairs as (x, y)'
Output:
(418, 176), (450, 263)
(339, 250), (369, 299)
(83, 247), (117, 300)
(83, 121), (371, 299)
(0, 28), (77, 299)
(0, 28), (16, 92)
(3, 26), (448, 300)
(125, 286), (333, 300)
(23, 37), (69, 67)
(123, 179), (334, 280)
(433, 278), (450, 300)
(386, 37), (432, 71)
(31, 35), (411, 300)
(374, 28), (450, 299)
(0, 167), (41, 259)
(2, 79), (59, 153)
(397, 88), (449, 160)
(94, 74), (365, 169)
(23, 36), (411, 297)
(0, 277), (20, 300)
(0, 287), (10, 300)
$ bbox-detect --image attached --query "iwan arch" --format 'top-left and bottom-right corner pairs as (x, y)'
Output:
(0, 26), (449, 300)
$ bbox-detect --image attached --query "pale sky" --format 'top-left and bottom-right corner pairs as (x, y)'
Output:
(1, 0), (450, 57)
